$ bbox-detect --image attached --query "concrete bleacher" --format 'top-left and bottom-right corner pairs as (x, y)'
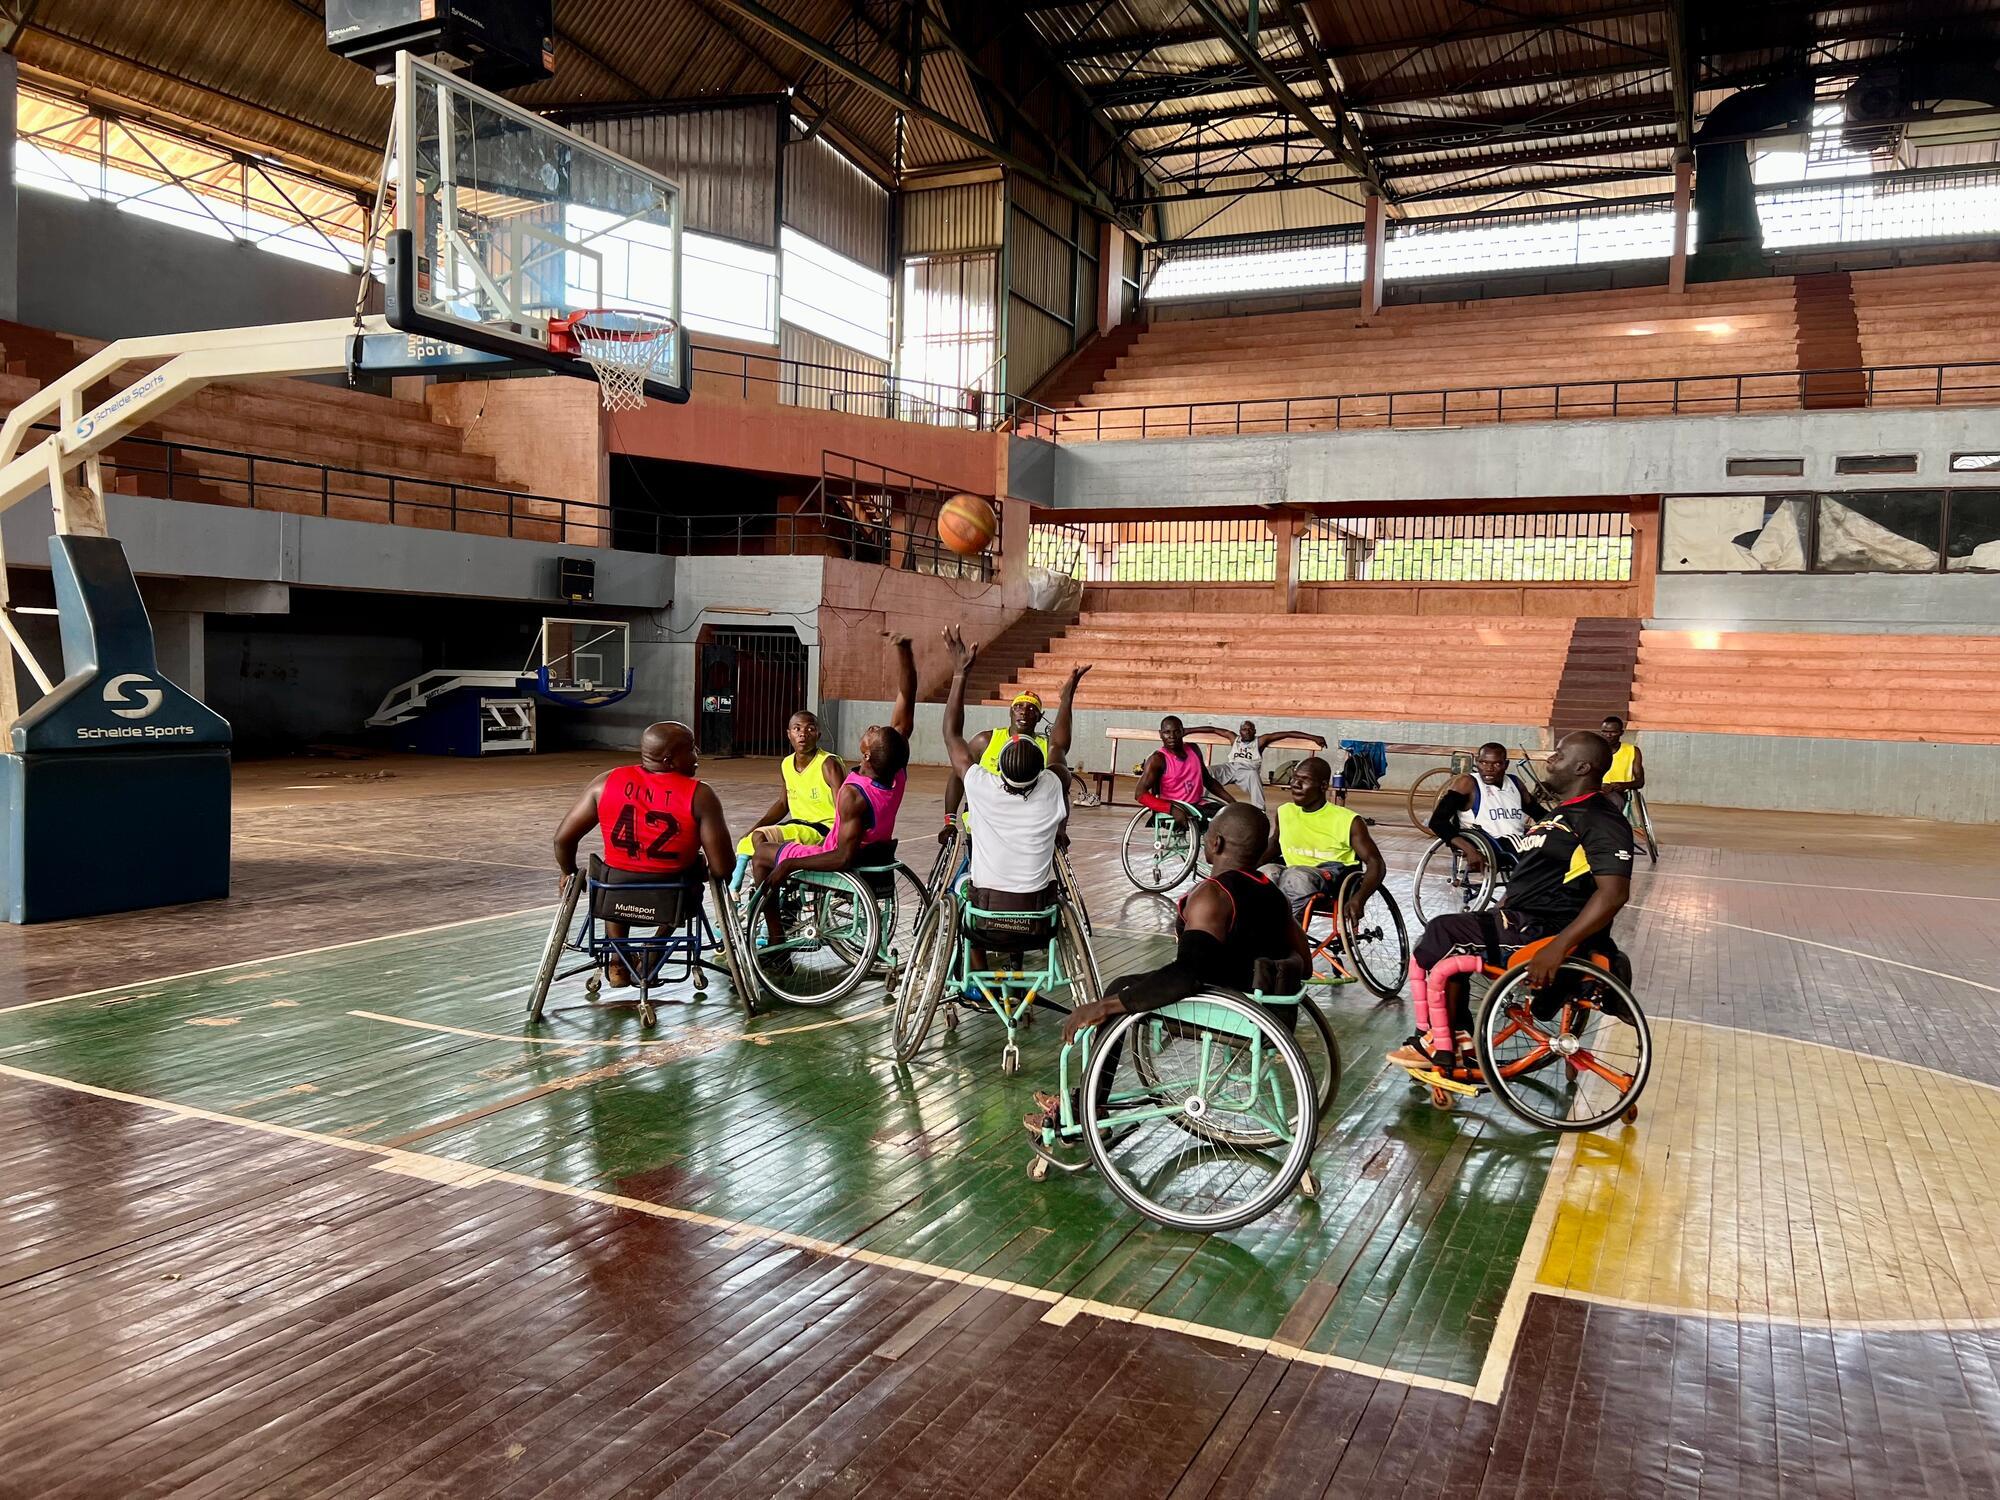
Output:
(1049, 264), (2000, 437)
(990, 610), (1579, 729)
(0, 321), (556, 539)
(1629, 629), (2000, 744)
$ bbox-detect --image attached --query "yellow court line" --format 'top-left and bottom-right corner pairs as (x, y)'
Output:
(1628, 903), (2000, 998)
(0, 1060), (1477, 1403)
(0, 904), (558, 1016)
(347, 1004), (892, 1049)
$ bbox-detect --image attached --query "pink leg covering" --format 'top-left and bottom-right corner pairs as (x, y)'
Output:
(1424, 954), (1485, 1050)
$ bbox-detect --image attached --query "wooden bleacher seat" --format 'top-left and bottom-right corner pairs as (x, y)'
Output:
(989, 610), (1577, 728)
(1629, 629), (2000, 743)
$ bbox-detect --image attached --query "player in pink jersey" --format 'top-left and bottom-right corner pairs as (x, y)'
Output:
(1136, 716), (1236, 827)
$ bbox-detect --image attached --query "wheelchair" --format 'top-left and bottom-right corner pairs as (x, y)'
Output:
(1412, 828), (1515, 925)
(1118, 798), (1216, 893)
(1023, 981), (1326, 1234)
(527, 856), (754, 1028)
(737, 840), (926, 1011)
(1393, 938), (1651, 1132)
(1625, 789), (1661, 865)
(893, 849), (1101, 1075)
(1297, 871), (1410, 1000)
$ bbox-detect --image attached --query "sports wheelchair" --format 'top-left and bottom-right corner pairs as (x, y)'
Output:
(528, 856), (755, 1028)
(1392, 938), (1651, 1132)
(893, 842), (1100, 1075)
(1023, 966), (1335, 1234)
(1297, 872), (1410, 1001)
(1625, 789), (1661, 865)
(737, 840), (926, 1011)
(1412, 827), (1515, 925)
(1118, 798), (1219, 893)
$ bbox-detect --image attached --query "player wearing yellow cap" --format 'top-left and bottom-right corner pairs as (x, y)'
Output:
(941, 664), (1090, 839)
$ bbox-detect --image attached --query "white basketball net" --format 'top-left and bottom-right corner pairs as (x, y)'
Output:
(564, 311), (677, 411)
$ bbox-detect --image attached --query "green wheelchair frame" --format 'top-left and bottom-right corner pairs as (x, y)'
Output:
(1024, 989), (1326, 1234)
(738, 848), (925, 1014)
(1118, 798), (1214, 893)
(894, 839), (1101, 1075)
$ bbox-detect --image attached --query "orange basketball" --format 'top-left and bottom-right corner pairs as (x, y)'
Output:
(938, 493), (998, 557)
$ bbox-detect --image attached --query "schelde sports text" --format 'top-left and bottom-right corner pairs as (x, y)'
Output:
(74, 724), (199, 741)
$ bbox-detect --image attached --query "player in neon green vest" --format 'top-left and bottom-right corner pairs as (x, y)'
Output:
(1259, 755), (1386, 921)
(730, 710), (845, 889)
(940, 661), (1090, 838)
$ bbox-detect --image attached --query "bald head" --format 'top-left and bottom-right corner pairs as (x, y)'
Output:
(1543, 729), (1612, 796)
(1205, 801), (1270, 872)
(639, 721), (698, 776)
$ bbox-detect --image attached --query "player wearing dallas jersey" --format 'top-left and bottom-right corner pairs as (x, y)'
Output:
(553, 721), (736, 987)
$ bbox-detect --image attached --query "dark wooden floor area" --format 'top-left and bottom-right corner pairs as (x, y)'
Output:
(4, 751), (2000, 1498)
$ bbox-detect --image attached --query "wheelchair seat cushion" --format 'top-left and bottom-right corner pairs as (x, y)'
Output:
(962, 882), (1059, 950)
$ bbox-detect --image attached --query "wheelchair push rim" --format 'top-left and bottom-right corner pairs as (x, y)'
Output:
(1337, 873), (1410, 1001)
(1119, 804), (1203, 893)
(1473, 959), (1650, 1132)
(1413, 832), (1499, 926)
(526, 872), (585, 1022)
(891, 896), (954, 1062)
(745, 870), (882, 1007)
(1083, 993), (1319, 1234)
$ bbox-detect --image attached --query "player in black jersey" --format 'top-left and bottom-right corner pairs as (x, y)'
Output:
(1389, 730), (1634, 1077)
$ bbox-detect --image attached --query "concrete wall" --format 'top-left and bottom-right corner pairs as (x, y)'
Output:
(1, 493), (674, 609)
(205, 624), (425, 750)
(1044, 406), (2000, 509)
(1652, 571), (2000, 633)
(824, 699), (1541, 781)
(1638, 731), (2000, 822)
(18, 192), (363, 340)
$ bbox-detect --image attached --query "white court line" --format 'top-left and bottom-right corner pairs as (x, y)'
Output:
(1644, 870), (2000, 903)
(239, 835), (546, 873)
(0, 904), (554, 1016)
(1531, 1282), (2000, 1335)
(349, 1004), (891, 1050)
(0, 1060), (1477, 1403)
(1628, 903), (2000, 998)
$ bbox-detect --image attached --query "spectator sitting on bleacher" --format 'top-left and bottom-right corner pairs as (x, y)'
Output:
(1183, 720), (1326, 811)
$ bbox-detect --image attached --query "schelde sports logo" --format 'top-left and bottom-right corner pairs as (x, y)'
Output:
(103, 673), (163, 719)
(73, 371), (168, 441)
(72, 674), (196, 742)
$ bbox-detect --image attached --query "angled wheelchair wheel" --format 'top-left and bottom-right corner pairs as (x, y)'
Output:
(1629, 791), (1660, 866)
(1406, 764), (1455, 833)
(1084, 994), (1318, 1234)
(704, 877), (759, 1018)
(876, 863), (929, 984)
(1337, 874), (1409, 1000)
(1055, 847), (1094, 940)
(1120, 804), (1201, 893)
(745, 871), (881, 1008)
(1055, 918), (1101, 1009)
(526, 874), (585, 1023)
(892, 897), (955, 1062)
(1473, 960), (1651, 1132)
(1413, 832), (1499, 926)
(1140, 991), (1339, 1148)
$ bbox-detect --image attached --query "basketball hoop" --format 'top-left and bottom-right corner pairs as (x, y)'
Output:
(550, 309), (677, 412)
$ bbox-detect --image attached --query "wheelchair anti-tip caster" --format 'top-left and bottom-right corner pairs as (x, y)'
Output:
(638, 1000), (657, 1028)
(1623, 1105), (1640, 1124)
(1298, 1169), (1320, 1200)
(585, 976), (602, 998)
(692, 967), (707, 993)
(1028, 1155), (1050, 1183)
(1002, 1043), (1021, 1076)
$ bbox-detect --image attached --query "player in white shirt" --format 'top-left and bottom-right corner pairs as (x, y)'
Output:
(940, 626), (1069, 913)
(1424, 742), (1540, 872)
(1184, 720), (1326, 810)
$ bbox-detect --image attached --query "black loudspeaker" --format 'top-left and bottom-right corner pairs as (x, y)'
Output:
(559, 557), (595, 603)
(326, 0), (554, 88)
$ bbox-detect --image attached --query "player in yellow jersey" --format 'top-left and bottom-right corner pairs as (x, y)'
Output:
(940, 662), (1090, 840)
(730, 710), (845, 890)
(1600, 715), (1645, 806)
(1259, 755), (1386, 922)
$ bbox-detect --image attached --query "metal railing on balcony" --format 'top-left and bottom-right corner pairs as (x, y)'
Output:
(1019, 360), (2000, 443)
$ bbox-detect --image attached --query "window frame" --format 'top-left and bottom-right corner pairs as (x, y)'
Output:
(1660, 489), (2000, 575)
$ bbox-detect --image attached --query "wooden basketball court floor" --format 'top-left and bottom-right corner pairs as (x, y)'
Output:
(3, 752), (1999, 1497)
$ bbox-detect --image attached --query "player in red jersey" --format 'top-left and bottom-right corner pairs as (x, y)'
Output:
(554, 721), (735, 986)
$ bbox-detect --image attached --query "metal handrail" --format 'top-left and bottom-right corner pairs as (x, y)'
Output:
(1046, 359), (2000, 442)
(91, 431), (930, 563)
(687, 342), (986, 428)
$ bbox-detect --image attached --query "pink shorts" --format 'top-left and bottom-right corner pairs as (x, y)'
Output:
(774, 841), (821, 870)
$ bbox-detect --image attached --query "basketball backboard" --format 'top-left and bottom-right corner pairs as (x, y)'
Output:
(370, 52), (691, 404)
(526, 618), (633, 705)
